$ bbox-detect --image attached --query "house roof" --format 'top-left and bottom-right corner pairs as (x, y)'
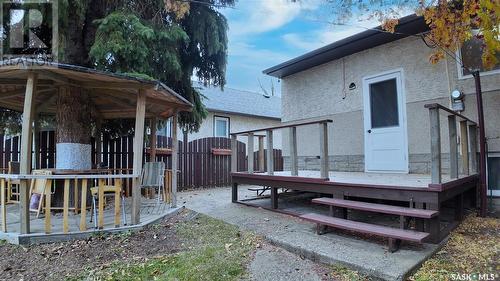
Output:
(194, 82), (281, 120)
(264, 14), (429, 78)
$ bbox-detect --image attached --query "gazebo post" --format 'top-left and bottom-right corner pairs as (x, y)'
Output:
(33, 119), (40, 169)
(95, 118), (102, 167)
(150, 117), (157, 161)
(19, 73), (38, 234)
(131, 89), (146, 225)
(171, 112), (178, 207)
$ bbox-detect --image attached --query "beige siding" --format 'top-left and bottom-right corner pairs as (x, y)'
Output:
(281, 36), (500, 164)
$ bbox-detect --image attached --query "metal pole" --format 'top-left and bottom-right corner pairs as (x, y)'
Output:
(472, 71), (487, 217)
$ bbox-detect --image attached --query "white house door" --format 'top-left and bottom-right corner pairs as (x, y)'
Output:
(363, 70), (408, 173)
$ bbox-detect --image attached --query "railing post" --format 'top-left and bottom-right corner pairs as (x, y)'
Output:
(247, 133), (254, 173)
(267, 130), (277, 209)
(319, 122), (329, 180)
(171, 112), (178, 208)
(460, 121), (469, 175)
(429, 108), (442, 184)
(448, 115), (458, 179)
(468, 125), (478, 174)
(266, 130), (274, 175)
(258, 136), (265, 172)
(231, 134), (238, 203)
(289, 127), (298, 176)
(1, 179), (6, 232)
(231, 135), (237, 172)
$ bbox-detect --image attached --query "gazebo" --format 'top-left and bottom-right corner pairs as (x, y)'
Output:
(0, 60), (192, 243)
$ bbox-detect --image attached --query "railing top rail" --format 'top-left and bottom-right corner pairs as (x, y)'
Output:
(231, 118), (333, 136)
(424, 103), (477, 126)
(0, 174), (139, 180)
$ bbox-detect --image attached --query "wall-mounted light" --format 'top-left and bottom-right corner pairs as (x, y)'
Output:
(451, 89), (465, 111)
(348, 82), (356, 90)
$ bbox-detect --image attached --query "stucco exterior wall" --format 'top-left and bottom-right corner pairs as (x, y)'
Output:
(180, 112), (282, 151)
(281, 36), (500, 173)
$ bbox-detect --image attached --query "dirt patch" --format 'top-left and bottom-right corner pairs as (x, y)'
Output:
(84, 211), (260, 281)
(0, 210), (195, 281)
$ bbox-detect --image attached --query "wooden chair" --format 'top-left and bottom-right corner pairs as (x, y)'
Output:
(7, 161), (20, 203)
(28, 170), (53, 218)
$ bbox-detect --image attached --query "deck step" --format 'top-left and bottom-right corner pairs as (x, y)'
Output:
(300, 213), (430, 243)
(312, 198), (438, 219)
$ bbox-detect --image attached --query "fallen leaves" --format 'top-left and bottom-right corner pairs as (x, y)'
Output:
(410, 214), (500, 281)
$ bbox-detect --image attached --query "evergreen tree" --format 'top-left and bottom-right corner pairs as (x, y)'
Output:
(1, 0), (235, 136)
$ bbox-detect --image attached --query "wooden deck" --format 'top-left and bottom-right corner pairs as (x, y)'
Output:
(229, 106), (481, 247)
(274, 170), (469, 187)
(232, 171), (478, 202)
(231, 170), (479, 244)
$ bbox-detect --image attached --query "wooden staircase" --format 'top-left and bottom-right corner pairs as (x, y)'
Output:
(300, 198), (438, 252)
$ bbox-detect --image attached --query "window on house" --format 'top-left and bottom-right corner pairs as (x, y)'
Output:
(214, 116), (229, 137)
(460, 35), (500, 77)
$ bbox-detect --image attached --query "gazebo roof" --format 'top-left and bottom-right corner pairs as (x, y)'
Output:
(0, 61), (193, 119)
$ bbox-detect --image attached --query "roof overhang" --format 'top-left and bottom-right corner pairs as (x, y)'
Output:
(263, 14), (429, 78)
(208, 108), (281, 120)
(0, 60), (193, 119)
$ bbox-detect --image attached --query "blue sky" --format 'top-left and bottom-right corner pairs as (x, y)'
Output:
(220, 0), (388, 95)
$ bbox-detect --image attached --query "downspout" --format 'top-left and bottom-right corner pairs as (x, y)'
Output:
(472, 71), (487, 217)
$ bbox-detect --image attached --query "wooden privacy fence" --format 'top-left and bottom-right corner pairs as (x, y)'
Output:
(0, 134), (284, 190)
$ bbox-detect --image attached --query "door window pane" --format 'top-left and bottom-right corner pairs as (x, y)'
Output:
(370, 78), (399, 128)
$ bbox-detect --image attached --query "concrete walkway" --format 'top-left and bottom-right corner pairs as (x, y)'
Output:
(246, 243), (327, 281)
(179, 187), (439, 281)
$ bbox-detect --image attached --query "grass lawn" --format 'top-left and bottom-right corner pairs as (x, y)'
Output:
(76, 211), (260, 281)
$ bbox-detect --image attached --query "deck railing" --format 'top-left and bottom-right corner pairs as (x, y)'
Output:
(425, 103), (479, 184)
(0, 173), (140, 235)
(231, 119), (333, 180)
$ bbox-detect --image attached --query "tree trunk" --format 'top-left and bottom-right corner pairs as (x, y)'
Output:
(55, 86), (92, 169)
(56, 1), (106, 169)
